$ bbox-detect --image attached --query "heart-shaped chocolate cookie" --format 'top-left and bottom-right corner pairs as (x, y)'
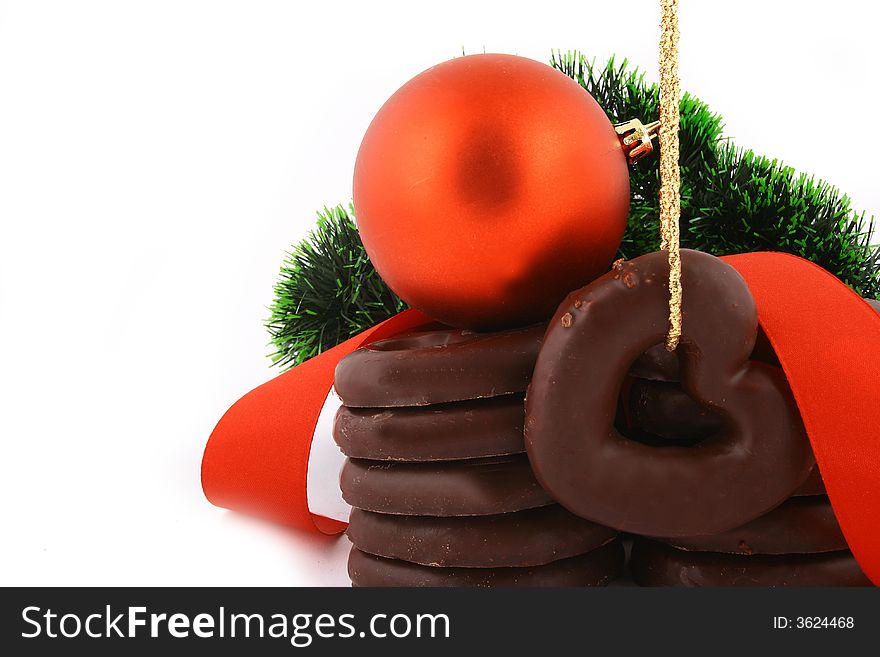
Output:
(525, 249), (814, 536)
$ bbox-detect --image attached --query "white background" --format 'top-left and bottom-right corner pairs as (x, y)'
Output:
(1, 0), (878, 586)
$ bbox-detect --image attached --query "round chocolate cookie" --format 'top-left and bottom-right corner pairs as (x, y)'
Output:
(623, 378), (826, 496)
(792, 466), (826, 497)
(333, 394), (525, 462)
(626, 378), (722, 441)
(348, 539), (625, 587)
(526, 250), (814, 537)
(340, 454), (553, 516)
(630, 539), (870, 587)
(629, 343), (681, 382)
(335, 324), (545, 407)
(347, 505), (617, 568)
(660, 496), (846, 555)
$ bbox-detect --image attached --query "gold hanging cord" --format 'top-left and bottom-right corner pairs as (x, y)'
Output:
(658, 0), (682, 350)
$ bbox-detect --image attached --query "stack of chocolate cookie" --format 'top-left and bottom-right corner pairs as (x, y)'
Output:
(333, 326), (625, 587)
(622, 343), (870, 586)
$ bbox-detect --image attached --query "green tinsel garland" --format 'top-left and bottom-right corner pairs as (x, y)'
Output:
(267, 53), (879, 369)
(266, 206), (405, 369)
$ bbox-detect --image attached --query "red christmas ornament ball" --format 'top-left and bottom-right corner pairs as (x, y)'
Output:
(353, 53), (630, 329)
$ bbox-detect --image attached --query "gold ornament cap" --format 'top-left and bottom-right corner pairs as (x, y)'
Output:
(615, 119), (661, 165)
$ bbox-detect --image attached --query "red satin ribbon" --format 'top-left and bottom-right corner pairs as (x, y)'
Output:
(723, 252), (880, 585)
(201, 309), (433, 534)
(202, 251), (880, 585)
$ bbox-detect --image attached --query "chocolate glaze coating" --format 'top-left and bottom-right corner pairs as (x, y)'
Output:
(340, 454), (553, 516)
(660, 496), (846, 555)
(525, 250), (814, 537)
(334, 325), (545, 407)
(348, 540), (625, 587)
(347, 505), (617, 568)
(333, 394), (525, 462)
(630, 539), (870, 587)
